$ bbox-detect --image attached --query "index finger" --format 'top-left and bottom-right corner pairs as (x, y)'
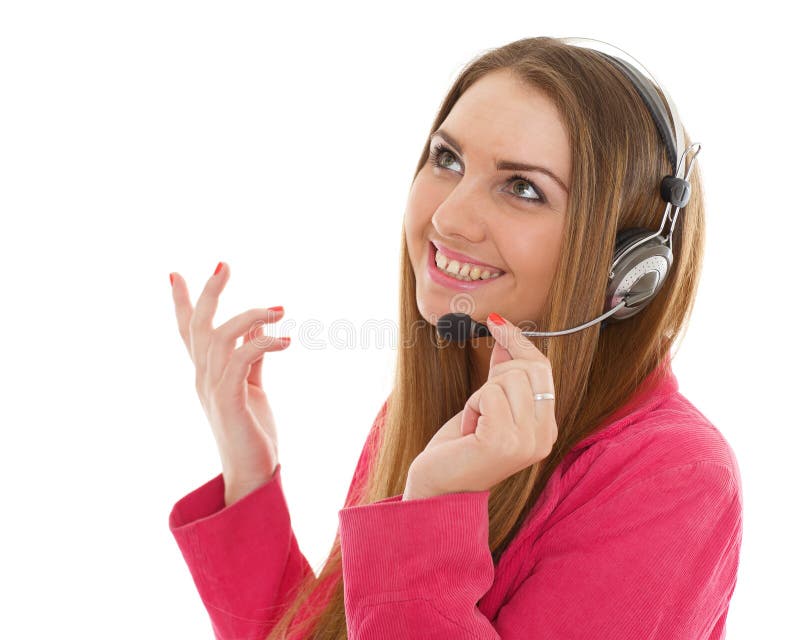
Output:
(189, 261), (230, 361)
(486, 312), (550, 365)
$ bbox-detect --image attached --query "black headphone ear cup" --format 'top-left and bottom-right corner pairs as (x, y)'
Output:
(604, 227), (673, 324)
(612, 227), (652, 264)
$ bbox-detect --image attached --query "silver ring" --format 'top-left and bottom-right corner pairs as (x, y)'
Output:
(534, 392), (555, 401)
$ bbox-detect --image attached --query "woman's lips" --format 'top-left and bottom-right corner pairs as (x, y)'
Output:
(431, 240), (504, 273)
(427, 241), (506, 291)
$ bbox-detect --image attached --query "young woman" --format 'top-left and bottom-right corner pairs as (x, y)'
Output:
(168, 36), (742, 639)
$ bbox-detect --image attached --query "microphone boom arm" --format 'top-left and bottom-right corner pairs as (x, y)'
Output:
(436, 298), (629, 342)
(518, 298), (628, 336)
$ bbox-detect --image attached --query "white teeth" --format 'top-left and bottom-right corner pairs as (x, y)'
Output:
(434, 249), (502, 281)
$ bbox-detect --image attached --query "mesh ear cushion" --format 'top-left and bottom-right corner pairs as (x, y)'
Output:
(602, 227), (652, 329)
(605, 226), (673, 325)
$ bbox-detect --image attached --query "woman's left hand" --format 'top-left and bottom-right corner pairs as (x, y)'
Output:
(403, 313), (558, 501)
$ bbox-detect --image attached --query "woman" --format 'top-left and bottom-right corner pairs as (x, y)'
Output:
(168, 36), (742, 639)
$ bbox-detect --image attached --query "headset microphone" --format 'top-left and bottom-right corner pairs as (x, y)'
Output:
(437, 298), (629, 341)
(436, 37), (701, 345)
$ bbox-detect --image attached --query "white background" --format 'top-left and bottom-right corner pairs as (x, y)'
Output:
(1, 1), (796, 638)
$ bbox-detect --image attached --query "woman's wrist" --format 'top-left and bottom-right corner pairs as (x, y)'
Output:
(223, 465), (277, 507)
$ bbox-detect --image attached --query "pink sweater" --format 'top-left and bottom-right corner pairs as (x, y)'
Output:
(169, 359), (743, 639)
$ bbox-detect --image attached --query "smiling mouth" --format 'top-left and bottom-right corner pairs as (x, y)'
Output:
(430, 242), (506, 281)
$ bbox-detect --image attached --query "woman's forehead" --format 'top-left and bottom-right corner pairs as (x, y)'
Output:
(439, 72), (571, 185)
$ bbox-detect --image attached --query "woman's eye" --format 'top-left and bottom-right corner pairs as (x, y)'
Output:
(428, 142), (546, 206)
(510, 179), (539, 201)
(504, 176), (544, 204)
(431, 145), (461, 171)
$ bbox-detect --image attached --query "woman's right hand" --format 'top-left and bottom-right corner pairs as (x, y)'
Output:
(169, 262), (291, 505)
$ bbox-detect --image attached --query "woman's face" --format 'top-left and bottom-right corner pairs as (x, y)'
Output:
(404, 69), (572, 330)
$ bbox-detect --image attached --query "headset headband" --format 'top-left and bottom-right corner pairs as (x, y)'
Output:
(559, 37), (686, 180)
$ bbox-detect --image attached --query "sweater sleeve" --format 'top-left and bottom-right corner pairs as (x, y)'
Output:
(336, 461), (742, 640)
(338, 489), (497, 639)
(169, 399), (389, 640)
(169, 463), (311, 639)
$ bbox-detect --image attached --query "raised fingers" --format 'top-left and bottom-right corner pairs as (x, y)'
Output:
(170, 272), (194, 358)
(190, 262), (230, 376)
(206, 307), (286, 386)
(216, 334), (290, 403)
(244, 322), (265, 389)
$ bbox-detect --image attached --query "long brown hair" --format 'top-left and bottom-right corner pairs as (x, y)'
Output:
(264, 35), (705, 639)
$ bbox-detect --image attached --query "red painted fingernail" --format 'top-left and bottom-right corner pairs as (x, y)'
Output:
(278, 336), (291, 344)
(488, 312), (505, 325)
(267, 306), (284, 312)
(169, 273), (174, 287)
(214, 262), (223, 276)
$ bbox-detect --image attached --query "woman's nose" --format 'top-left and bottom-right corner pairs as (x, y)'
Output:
(431, 179), (491, 241)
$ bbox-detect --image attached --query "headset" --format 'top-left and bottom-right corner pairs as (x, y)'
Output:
(438, 36), (703, 342)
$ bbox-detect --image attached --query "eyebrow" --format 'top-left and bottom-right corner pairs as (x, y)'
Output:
(430, 128), (569, 194)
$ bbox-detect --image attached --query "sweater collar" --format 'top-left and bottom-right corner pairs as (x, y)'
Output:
(568, 355), (680, 454)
